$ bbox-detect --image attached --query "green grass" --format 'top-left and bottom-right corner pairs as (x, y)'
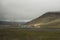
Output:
(0, 28), (60, 40)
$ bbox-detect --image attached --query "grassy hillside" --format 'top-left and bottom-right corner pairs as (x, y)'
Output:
(38, 19), (60, 28)
(25, 12), (60, 28)
(0, 28), (60, 40)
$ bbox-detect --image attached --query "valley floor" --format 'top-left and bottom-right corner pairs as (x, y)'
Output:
(0, 27), (60, 40)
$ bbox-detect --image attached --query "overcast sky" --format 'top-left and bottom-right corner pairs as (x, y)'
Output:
(0, 0), (60, 22)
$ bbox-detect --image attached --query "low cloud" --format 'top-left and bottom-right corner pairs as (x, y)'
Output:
(0, 0), (60, 22)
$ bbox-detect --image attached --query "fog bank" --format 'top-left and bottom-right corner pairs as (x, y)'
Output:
(0, 0), (60, 22)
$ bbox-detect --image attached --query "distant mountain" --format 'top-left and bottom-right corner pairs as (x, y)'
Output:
(25, 12), (60, 28)
(0, 21), (26, 25)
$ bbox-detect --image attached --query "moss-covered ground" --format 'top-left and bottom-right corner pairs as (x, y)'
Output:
(0, 28), (60, 40)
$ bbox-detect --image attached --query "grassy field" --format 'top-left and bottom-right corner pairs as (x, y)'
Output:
(0, 28), (60, 40)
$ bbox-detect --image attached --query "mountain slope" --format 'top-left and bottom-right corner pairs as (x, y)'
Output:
(36, 19), (60, 28)
(25, 12), (60, 28)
